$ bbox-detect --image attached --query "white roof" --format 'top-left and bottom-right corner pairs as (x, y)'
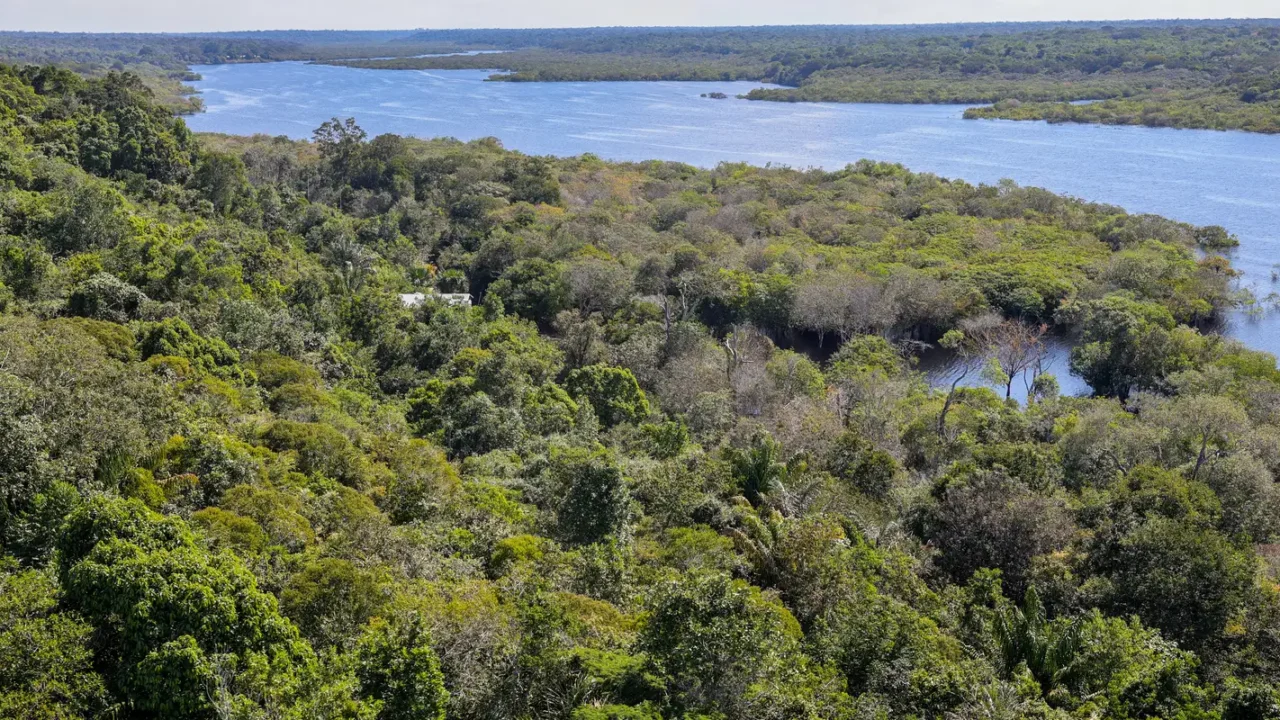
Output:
(399, 291), (472, 308)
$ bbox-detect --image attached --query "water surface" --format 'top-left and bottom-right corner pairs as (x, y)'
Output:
(188, 62), (1280, 396)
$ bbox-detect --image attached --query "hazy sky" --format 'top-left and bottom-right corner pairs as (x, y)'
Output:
(3, 0), (1276, 33)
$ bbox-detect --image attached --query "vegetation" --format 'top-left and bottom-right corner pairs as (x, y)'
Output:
(963, 90), (1280, 133)
(6, 62), (1280, 720)
(0, 32), (311, 112)
(0, 30), (467, 111)
(8, 21), (1280, 132)
(328, 23), (1280, 134)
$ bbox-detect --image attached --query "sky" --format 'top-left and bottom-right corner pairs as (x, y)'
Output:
(2, 0), (1276, 33)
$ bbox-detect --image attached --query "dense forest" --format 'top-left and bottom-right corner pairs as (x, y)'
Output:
(0, 30), (470, 110)
(0, 33), (310, 112)
(8, 61), (1280, 720)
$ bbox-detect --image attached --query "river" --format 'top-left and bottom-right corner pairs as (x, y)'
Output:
(187, 62), (1280, 398)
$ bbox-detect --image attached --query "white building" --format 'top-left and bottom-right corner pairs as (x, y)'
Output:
(399, 291), (472, 308)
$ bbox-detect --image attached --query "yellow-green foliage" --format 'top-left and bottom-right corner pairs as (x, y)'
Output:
(0, 62), (1278, 720)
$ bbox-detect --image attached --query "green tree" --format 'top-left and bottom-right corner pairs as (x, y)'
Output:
(522, 382), (580, 436)
(314, 117), (368, 182)
(0, 566), (110, 720)
(191, 150), (251, 214)
(356, 614), (449, 720)
(220, 484), (315, 550)
(638, 572), (848, 718)
(56, 498), (327, 719)
(824, 430), (900, 499)
(564, 365), (650, 428)
(1222, 681), (1280, 720)
(724, 431), (800, 508)
(488, 258), (571, 326)
(43, 178), (130, 256)
(548, 447), (633, 546)
(991, 587), (1085, 697)
(379, 438), (461, 525)
(281, 557), (390, 649)
(136, 317), (245, 381)
(1079, 616), (1209, 718)
(443, 391), (524, 456)
(501, 155), (562, 205)
(66, 273), (148, 323)
(1095, 516), (1257, 651)
(261, 420), (372, 488)
(1059, 294), (1202, 398)
(926, 470), (1073, 599)
(1149, 393), (1250, 481)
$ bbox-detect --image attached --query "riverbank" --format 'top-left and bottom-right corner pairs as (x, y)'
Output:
(8, 23), (1280, 135)
(189, 62), (1280, 364)
(320, 22), (1280, 135)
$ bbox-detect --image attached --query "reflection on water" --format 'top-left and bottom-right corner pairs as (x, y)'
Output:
(781, 330), (1087, 404)
(913, 335), (1089, 404)
(187, 63), (1280, 396)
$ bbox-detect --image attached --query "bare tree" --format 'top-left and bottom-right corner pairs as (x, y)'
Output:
(988, 322), (1048, 400)
(568, 258), (633, 316)
(672, 271), (716, 323)
(637, 293), (677, 349)
(722, 325), (769, 381)
(720, 325), (772, 412)
(935, 316), (1001, 438)
(948, 314), (1049, 400)
(794, 273), (897, 345)
(829, 368), (913, 450)
(937, 365), (974, 439)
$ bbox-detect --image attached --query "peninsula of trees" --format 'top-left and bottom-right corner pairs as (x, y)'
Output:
(331, 22), (1280, 134)
(6, 62), (1280, 720)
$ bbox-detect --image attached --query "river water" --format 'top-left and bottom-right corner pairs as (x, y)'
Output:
(188, 62), (1280, 398)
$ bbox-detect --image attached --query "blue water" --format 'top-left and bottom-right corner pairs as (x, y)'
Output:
(188, 62), (1280, 397)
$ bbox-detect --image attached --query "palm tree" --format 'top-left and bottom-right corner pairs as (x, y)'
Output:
(725, 432), (788, 508)
(945, 681), (1047, 720)
(991, 586), (1085, 698)
(727, 508), (785, 589)
(324, 235), (374, 293)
